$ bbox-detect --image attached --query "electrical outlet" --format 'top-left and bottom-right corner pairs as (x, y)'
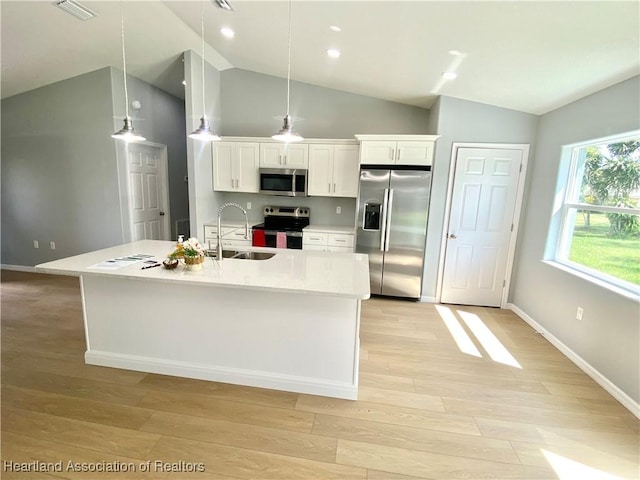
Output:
(33, 240), (39, 249)
(50, 241), (56, 250)
(336, 206), (342, 214)
(247, 202), (252, 210)
(576, 307), (583, 320)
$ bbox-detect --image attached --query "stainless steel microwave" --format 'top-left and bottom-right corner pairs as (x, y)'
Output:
(259, 168), (308, 197)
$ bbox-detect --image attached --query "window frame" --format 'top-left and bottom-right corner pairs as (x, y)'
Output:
(551, 130), (640, 298)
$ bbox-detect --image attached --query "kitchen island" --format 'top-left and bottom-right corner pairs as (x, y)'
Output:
(36, 240), (370, 399)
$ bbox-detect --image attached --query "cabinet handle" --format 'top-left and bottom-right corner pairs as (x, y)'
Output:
(395, 149), (400, 161)
(279, 154), (283, 165)
(284, 154), (287, 165)
(310, 237), (321, 241)
(333, 183), (336, 193)
(389, 149), (394, 160)
(328, 182), (331, 193)
(335, 239), (346, 242)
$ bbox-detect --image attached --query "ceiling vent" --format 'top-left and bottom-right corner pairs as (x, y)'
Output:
(54, 0), (97, 21)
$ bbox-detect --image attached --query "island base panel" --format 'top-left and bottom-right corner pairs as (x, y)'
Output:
(80, 275), (360, 399)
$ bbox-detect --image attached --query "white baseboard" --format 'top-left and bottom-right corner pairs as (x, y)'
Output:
(420, 296), (436, 303)
(507, 303), (640, 419)
(1, 264), (36, 273)
(85, 350), (358, 400)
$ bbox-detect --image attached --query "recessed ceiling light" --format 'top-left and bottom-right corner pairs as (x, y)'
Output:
(442, 71), (458, 80)
(329, 25), (342, 32)
(327, 48), (341, 59)
(220, 26), (235, 38)
(212, 0), (233, 11)
(448, 50), (462, 56)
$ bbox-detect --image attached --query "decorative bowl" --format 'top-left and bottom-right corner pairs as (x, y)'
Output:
(162, 258), (179, 270)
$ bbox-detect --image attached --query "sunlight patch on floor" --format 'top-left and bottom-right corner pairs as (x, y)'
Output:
(435, 305), (482, 358)
(457, 310), (522, 369)
(542, 449), (624, 480)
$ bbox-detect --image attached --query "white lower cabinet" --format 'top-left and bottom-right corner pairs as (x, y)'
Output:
(212, 142), (259, 193)
(308, 144), (359, 197)
(204, 224), (252, 250)
(303, 229), (355, 252)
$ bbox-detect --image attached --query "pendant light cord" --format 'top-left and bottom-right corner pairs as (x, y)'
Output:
(120, 1), (129, 119)
(285, 0), (292, 116)
(200, 0), (206, 119)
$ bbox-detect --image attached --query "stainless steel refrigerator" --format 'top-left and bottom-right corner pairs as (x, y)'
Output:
(356, 168), (432, 298)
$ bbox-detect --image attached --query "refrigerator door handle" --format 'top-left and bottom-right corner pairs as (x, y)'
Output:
(384, 189), (394, 252)
(380, 188), (389, 251)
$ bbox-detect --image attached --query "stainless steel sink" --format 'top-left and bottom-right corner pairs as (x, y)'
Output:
(221, 250), (276, 260)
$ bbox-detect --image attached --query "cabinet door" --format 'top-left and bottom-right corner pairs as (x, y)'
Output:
(283, 144), (309, 168)
(259, 143), (284, 167)
(396, 141), (434, 166)
(308, 144), (333, 196)
(332, 145), (360, 198)
(212, 142), (235, 192)
(236, 143), (260, 192)
(360, 141), (396, 164)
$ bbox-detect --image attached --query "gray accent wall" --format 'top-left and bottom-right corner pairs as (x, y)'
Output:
(220, 68), (431, 138)
(1, 68), (121, 266)
(510, 76), (640, 404)
(1, 66), (188, 267)
(423, 96), (539, 299)
(110, 66), (188, 241)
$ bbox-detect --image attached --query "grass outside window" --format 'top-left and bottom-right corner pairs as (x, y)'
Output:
(568, 211), (640, 286)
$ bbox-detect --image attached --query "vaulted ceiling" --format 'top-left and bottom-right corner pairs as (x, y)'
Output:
(2, 1), (638, 115)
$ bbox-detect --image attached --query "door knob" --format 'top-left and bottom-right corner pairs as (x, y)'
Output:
(448, 233), (457, 239)
(159, 211), (165, 216)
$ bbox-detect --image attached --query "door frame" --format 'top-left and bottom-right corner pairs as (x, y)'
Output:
(118, 141), (171, 243)
(436, 142), (530, 308)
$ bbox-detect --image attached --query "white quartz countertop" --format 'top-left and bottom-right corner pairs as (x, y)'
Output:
(304, 225), (356, 234)
(35, 240), (370, 299)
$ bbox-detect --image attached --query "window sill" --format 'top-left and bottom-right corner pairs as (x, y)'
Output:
(542, 260), (640, 303)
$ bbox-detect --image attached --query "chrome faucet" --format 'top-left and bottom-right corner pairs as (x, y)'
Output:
(217, 202), (250, 260)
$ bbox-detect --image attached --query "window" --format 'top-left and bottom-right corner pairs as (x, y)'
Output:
(552, 132), (640, 294)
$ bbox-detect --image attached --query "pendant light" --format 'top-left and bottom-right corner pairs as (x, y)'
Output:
(112, 1), (145, 143)
(272, 0), (303, 143)
(189, 0), (220, 141)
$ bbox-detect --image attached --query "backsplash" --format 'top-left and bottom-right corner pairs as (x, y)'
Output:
(217, 192), (357, 227)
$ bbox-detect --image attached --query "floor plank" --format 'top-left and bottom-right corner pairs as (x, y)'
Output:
(2, 270), (638, 480)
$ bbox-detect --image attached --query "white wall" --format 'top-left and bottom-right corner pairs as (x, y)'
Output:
(510, 76), (640, 404)
(184, 50), (225, 239)
(424, 96), (539, 299)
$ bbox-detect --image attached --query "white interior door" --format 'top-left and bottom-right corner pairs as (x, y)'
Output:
(440, 147), (525, 307)
(127, 143), (170, 241)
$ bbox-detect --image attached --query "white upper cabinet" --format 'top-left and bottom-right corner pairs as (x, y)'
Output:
(212, 142), (259, 193)
(308, 144), (359, 198)
(356, 135), (439, 166)
(259, 143), (309, 169)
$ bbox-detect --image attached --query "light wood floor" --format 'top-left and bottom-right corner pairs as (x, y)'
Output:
(1, 271), (638, 480)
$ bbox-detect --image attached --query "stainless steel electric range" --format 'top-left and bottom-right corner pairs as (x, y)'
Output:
(251, 206), (310, 249)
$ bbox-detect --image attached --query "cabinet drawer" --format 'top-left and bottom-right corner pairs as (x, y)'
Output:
(204, 226), (218, 239)
(327, 246), (354, 253)
(328, 233), (354, 248)
(303, 232), (328, 245)
(303, 244), (327, 251)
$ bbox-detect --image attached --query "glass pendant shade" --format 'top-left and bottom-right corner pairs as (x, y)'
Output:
(112, 116), (146, 142)
(189, 116), (220, 141)
(272, 115), (303, 143)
